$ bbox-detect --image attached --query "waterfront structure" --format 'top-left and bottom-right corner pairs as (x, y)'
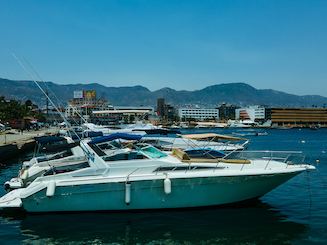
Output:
(66, 91), (155, 124)
(266, 108), (327, 127)
(217, 103), (238, 121)
(156, 98), (176, 122)
(157, 98), (166, 118)
(65, 90), (109, 123)
(42, 106), (64, 124)
(235, 106), (266, 123)
(178, 108), (219, 121)
(92, 106), (154, 124)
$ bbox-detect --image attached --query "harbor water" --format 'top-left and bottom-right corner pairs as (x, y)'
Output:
(0, 129), (327, 244)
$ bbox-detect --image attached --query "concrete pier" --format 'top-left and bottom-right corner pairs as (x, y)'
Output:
(0, 127), (59, 162)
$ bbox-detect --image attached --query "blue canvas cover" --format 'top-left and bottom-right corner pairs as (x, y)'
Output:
(83, 131), (104, 138)
(89, 133), (142, 145)
(35, 136), (66, 144)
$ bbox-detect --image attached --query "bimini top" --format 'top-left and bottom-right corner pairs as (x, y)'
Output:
(89, 133), (143, 145)
(182, 133), (245, 141)
(138, 128), (181, 135)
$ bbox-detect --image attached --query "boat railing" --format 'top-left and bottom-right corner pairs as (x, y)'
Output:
(224, 150), (306, 167)
(120, 151), (306, 177)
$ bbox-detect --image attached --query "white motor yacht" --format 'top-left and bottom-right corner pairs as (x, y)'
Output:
(0, 134), (314, 213)
(228, 120), (258, 128)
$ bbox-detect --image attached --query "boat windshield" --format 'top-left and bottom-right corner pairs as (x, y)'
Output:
(97, 140), (122, 150)
(103, 151), (147, 161)
(140, 145), (167, 158)
(37, 150), (73, 163)
(43, 161), (90, 176)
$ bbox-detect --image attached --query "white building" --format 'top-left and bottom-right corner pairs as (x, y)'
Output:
(65, 90), (109, 119)
(178, 108), (219, 121)
(235, 106), (265, 122)
(92, 106), (154, 123)
(65, 104), (83, 118)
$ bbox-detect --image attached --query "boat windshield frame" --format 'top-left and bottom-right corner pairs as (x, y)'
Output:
(138, 145), (168, 159)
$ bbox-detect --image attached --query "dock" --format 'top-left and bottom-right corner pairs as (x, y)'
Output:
(0, 128), (59, 162)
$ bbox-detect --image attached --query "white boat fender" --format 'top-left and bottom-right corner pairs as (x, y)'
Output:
(164, 176), (171, 194)
(125, 182), (131, 205)
(46, 181), (56, 197)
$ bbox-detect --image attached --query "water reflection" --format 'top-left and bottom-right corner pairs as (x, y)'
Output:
(15, 201), (306, 244)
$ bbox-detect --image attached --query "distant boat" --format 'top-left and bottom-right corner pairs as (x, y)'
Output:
(309, 125), (320, 130)
(276, 126), (293, 130)
(228, 120), (258, 128)
(232, 131), (268, 137)
(194, 122), (227, 128)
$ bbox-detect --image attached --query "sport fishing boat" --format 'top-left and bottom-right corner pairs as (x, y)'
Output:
(0, 134), (315, 213)
(34, 135), (79, 153)
(4, 134), (121, 191)
(3, 145), (86, 191)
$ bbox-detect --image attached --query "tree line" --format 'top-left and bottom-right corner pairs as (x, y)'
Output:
(0, 96), (45, 122)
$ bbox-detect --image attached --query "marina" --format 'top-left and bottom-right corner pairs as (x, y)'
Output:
(1, 1), (327, 244)
(0, 89), (325, 243)
(1, 126), (314, 212)
(0, 128), (326, 243)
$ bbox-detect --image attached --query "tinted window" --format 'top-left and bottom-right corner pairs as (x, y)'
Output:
(104, 152), (147, 161)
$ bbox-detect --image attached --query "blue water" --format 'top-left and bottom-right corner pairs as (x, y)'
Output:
(0, 129), (326, 244)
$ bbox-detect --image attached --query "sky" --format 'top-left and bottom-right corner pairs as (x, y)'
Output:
(0, 0), (326, 96)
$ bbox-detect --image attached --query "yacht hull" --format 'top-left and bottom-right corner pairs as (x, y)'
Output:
(22, 172), (299, 212)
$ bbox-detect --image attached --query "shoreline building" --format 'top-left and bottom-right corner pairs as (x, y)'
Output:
(92, 106), (154, 124)
(156, 98), (176, 122)
(235, 105), (266, 123)
(65, 90), (109, 123)
(178, 108), (219, 121)
(217, 103), (238, 121)
(266, 107), (327, 127)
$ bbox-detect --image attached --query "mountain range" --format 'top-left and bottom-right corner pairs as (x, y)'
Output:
(1, 77), (327, 108)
